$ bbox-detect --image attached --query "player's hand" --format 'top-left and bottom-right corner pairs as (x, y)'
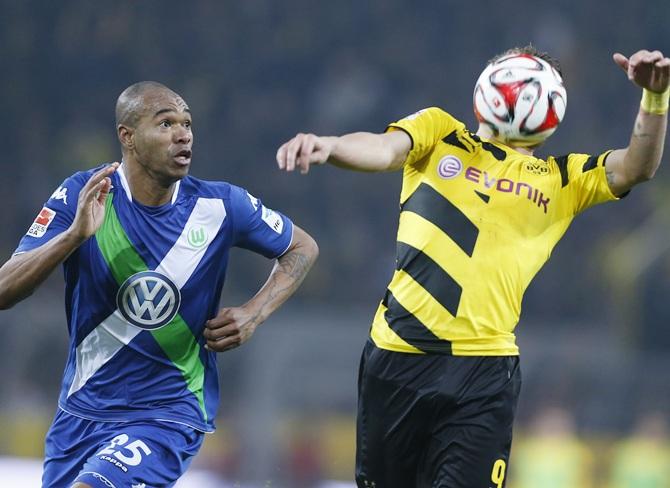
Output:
(276, 133), (335, 174)
(203, 306), (258, 353)
(69, 163), (119, 241)
(613, 50), (670, 93)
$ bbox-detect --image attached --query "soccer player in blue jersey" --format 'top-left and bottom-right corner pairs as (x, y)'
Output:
(277, 49), (669, 487)
(0, 81), (318, 488)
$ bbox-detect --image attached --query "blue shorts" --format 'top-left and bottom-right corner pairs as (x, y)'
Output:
(42, 409), (205, 488)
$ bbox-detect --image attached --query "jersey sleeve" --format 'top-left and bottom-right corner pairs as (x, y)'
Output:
(229, 185), (294, 259)
(14, 173), (86, 255)
(386, 107), (465, 166)
(550, 151), (619, 215)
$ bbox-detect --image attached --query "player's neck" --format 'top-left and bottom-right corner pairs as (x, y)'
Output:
(475, 127), (535, 156)
(120, 160), (177, 207)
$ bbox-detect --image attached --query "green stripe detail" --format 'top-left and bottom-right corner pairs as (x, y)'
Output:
(96, 194), (208, 420)
(97, 195), (147, 283)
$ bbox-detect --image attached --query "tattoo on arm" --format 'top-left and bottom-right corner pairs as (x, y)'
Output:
(249, 250), (313, 325)
(633, 120), (652, 139)
(606, 169), (616, 187)
(277, 250), (312, 281)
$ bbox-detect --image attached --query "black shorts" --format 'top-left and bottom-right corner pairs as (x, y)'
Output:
(355, 340), (522, 488)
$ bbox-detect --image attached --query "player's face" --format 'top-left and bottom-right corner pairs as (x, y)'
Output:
(132, 92), (193, 185)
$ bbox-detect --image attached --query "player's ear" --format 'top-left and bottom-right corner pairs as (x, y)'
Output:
(118, 125), (135, 150)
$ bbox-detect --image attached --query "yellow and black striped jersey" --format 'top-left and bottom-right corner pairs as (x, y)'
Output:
(370, 107), (619, 356)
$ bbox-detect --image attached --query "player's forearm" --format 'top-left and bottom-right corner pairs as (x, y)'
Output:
(326, 132), (407, 172)
(243, 227), (318, 325)
(621, 107), (667, 183)
(0, 230), (85, 309)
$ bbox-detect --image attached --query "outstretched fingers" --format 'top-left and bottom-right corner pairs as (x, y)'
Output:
(298, 135), (317, 174)
(276, 133), (327, 173)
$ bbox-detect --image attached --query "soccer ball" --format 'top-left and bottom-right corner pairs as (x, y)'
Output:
(473, 53), (567, 146)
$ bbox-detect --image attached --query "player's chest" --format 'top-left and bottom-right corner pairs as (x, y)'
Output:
(416, 145), (563, 236)
(93, 198), (231, 280)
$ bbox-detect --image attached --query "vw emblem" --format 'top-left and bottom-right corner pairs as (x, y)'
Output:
(116, 271), (181, 330)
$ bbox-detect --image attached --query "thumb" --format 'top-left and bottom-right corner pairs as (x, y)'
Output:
(311, 147), (330, 165)
(613, 53), (629, 73)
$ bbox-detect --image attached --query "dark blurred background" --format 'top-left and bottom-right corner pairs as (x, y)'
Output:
(1, 1), (669, 486)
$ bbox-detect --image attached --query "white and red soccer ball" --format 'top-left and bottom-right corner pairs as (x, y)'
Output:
(473, 53), (567, 146)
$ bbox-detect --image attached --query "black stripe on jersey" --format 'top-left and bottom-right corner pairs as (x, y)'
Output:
(401, 183), (478, 256)
(396, 242), (462, 316)
(382, 289), (453, 354)
(481, 141), (507, 161)
(475, 191), (490, 203)
(442, 130), (470, 151)
(582, 155), (598, 172)
(554, 155), (569, 187)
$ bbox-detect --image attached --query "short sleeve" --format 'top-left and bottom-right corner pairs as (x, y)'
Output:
(14, 173), (86, 255)
(229, 185), (294, 259)
(550, 151), (618, 215)
(386, 107), (465, 166)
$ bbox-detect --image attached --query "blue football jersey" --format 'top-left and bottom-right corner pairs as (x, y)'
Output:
(16, 163), (294, 432)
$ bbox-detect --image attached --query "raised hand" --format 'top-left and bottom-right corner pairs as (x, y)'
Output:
(276, 133), (335, 174)
(613, 50), (670, 93)
(70, 163), (119, 240)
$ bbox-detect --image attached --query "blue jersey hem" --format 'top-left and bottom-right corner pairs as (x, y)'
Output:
(58, 403), (216, 434)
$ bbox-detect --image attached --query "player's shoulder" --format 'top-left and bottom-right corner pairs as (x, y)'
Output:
(44, 162), (112, 207)
(179, 175), (257, 205)
(179, 175), (233, 199)
(393, 106), (465, 126)
(540, 150), (612, 187)
(60, 163), (110, 188)
(543, 151), (608, 171)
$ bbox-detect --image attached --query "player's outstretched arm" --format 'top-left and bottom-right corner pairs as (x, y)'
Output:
(276, 130), (412, 174)
(203, 224), (318, 352)
(605, 50), (669, 195)
(0, 163), (118, 310)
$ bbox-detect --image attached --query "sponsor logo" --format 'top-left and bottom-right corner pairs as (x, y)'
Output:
(132, 483), (146, 488)
(99, 455), (128, 473)
(437, 155), (463, 179)
(116, 271), (181, 330)
(50, 185), (68, 204)
(27, 207), (56, 237)
(261, 206), (284, 234)
(523, 160), (550, 175)
(187, 226), (207, 248)
(464, 166), (551, 213)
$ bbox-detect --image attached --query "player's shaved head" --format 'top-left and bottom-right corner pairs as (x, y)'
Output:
(115, 81), (181, 128)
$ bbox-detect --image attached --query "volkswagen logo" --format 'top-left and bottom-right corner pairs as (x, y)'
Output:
(116, 271), (181, 330)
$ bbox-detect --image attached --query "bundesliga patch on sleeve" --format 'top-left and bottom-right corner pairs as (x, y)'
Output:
(261, 206), (284, 234)
(27, 207), (56, 238)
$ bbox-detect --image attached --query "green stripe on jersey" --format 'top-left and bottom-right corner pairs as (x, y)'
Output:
(96, 194), (208, 420)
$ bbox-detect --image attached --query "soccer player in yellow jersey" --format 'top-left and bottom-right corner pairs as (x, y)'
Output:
(276, 47), (669, 488)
